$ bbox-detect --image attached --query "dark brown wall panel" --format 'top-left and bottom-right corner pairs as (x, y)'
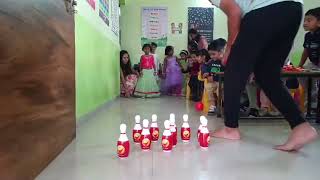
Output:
(0, 0), (75, 179)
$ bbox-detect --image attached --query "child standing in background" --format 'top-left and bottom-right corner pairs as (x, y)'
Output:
(187, 50), (207, 101)
(151, 42), (160, 84)
(183, 51), (200, 101)
(202, 39), (226, 114)
(134, 44), (160, 98)
(162, 46), (183, 96)
(151, 42), (159, 71)
(179, 50), (190, 96)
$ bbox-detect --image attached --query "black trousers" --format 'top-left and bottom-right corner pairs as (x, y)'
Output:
(188, 75), (203, 101)
(224, 2), (305, 129)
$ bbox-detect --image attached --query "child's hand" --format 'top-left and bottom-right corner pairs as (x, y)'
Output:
(248, 74), (255, 84)
(203, 73), (209, 78)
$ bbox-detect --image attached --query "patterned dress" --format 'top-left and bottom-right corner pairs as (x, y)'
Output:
(134, 55), (160, 98)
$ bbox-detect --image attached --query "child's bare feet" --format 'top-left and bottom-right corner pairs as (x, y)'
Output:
(274, 122), (318, 152)
(211, 127), (241, 140)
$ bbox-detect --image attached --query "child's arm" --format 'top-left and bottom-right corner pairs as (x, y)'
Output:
(176, 56), (184, 69)
(120, 69), (128, 92)
(120, 69), (125, 83)
(152, 58), (157, 75)
(298, 48), (308, 68)
(132, 67), (140, 76)
(200, 64), (209, 78)
(163, 57), (168, 78)
(198, 71), (206, 81)
(139, 56), (143, 76)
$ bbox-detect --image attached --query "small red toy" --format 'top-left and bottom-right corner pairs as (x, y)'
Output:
(195, 102), (204, 112)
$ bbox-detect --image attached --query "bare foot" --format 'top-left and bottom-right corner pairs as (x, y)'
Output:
(211, 127), (241, 140)
(274, 122), (318, 152)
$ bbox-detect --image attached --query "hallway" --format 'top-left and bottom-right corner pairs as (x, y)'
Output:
(37, 97), (320, 180)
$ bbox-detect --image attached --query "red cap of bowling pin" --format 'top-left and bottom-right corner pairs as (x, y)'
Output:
(141, 119), (152, 150)
(162, 120), (173, 152)
(150, 114), (160, 142)
(117, 124), (130, 158)
(197, 116), (205, 142)
(133, 115), (142, 143)
(199, 117), (210, 148)
(181, 114), (191, 143)
(170, 114), (177, 147)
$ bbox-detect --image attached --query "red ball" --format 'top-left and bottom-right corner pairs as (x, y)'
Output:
(195, 102), (204, 111)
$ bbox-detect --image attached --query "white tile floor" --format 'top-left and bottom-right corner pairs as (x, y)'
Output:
(37, 97), (320, 180)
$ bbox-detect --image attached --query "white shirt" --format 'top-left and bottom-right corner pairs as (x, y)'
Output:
(210, 0), (303, 16)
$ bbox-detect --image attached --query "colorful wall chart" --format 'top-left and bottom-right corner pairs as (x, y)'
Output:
(86, 0), (96, 10)
(141, 7), (168, 47)
(99, 0), (110, 26)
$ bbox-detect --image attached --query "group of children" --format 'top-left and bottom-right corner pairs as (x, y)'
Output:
(122, 6), (320, 120)
(132, 38), (226, 116)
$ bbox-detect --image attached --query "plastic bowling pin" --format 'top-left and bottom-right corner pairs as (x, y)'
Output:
(181, 114), (191, 143)
(141, 119), (152, 150)
(169, 113), (178, 132)
(197, 116), (205, 142)
(150, 114), (160, 142)
(170, 115), (177, 146)
(117, 124), (130, 158)
(133, 115), (142, 143)
(199, 117), (210, 148)
(161, 120), (173, 152)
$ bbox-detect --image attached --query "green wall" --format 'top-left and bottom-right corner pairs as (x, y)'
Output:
(120, 0), (320, 65)
(76, 1), (120, 120)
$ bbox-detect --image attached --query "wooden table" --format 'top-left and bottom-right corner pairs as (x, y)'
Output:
(215, 71), (320, 121)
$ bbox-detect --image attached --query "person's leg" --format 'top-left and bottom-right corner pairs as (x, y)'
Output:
(260, 90), (270, 108)
(246, 83), (259, 117)
(299, 61), (319, 110)
(205, 82), (215, 113)
(251, 5), (317, 151)
(196, 80), (204, 102)
(259, 90), (271, 116)
(212, 9), (274, 139)
(213, 2), (318, 146)
(192, 76), (202, 101)
(188, 75), (197, 101)
(210, 82), (219, 114)
(212, 81), (219, 108)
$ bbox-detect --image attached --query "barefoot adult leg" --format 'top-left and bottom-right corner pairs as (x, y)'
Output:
(274, 122), (318, 152)
(212, 127), (241, 140)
